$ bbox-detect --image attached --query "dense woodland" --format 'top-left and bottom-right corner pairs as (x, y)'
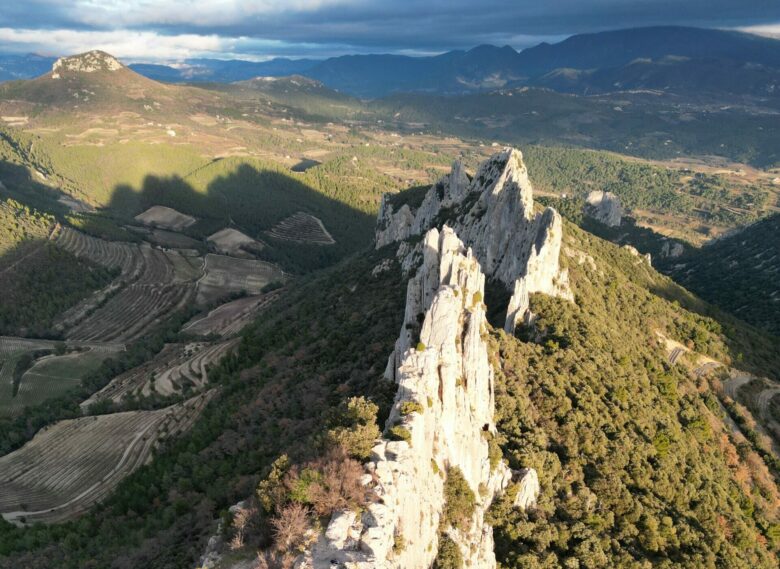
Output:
(489, 224), (779, 568)
(666, 214), (780, 336)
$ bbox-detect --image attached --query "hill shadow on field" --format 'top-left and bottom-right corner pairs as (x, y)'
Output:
(105, 159), (377, 274)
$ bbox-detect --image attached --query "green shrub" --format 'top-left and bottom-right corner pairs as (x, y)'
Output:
(434, 535), (463, 569)
(388, 425), (412, 445)
(400, 400), (424, 416)
(442, 467), (476, 531)
(289, 468), (323, 504)
(487, 436), (502, 472)
(393, 530), (406, 553)
(325, 396), (381, 460)
(256, 454), (291, 513)
(416, 342), (426, 352)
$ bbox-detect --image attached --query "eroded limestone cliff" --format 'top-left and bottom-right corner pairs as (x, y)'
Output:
(299, 226), (518, 568)
(377, 148), (571, 336)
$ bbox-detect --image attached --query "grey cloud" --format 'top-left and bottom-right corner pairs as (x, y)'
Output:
(1, 0), (779, 59)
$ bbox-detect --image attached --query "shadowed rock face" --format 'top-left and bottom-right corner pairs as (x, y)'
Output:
(376, 148), (571, 333)
(584, 190), (623, 227)
(300, 226), (513, 569)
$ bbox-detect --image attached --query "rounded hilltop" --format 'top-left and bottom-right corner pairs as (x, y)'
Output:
(51, 50), (124, 79)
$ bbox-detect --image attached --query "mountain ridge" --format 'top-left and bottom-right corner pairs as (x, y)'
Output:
(4, 26), (780, 99)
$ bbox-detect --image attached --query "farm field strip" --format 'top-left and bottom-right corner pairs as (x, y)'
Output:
(266, 211), (335, 245)
(66, 283), (194, 342)
(55, 227), (142, 278)
(149, 339), (238, 396)
(182, 292), (280, 337)
(82, 339), (237, 406)
(0, 391), (216, 525)
(196, 253), (284, 304)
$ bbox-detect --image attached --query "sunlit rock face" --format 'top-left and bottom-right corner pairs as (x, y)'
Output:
(376, 148), (571, 334)
(298, 226), (513, 569)
(51, 51), (123, 79)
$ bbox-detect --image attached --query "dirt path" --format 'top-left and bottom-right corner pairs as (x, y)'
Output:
(722, 372), (755, 400)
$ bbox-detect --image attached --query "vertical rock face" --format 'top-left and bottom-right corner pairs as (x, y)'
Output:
(300, 226), (512, 569)
(584, 190), (623, 227)
(376, 148), (571, 334)
(376, 195), (415, 248)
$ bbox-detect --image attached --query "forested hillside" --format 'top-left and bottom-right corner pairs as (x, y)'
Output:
(0, 199), (114, 336)
(666, 214), (780, 335)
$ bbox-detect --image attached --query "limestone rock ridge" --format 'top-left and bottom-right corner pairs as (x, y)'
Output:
(376, 147), (571, 335)
(298, 226), (516, 568)
(51, 51), (123, 79)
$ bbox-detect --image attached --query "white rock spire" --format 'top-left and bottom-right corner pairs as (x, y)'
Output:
(299, 226), (513, 569)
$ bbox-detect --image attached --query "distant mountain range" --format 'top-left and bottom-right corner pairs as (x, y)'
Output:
(2, 26), (780, 98)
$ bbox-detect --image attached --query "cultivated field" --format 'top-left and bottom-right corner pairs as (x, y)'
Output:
(82, 339), (237, 406)
(145, 228), (201, 249)
(196, 254), (284, 304)
(207, 227), (263, 256)
(55, 227), (141, 278)
(0, 391), (215, 525)
(54, 228), (204, 342)
(65, 283), (194, 343)
(182, 292), (281, 338)
(0, 338), (124, 417)
(266, 211), (335, 245)
(134, 206), (196, 231)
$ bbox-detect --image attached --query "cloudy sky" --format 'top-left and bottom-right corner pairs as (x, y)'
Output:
(1, 0), (779, 61)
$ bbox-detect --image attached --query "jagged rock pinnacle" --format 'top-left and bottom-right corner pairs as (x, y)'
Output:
(376, 147), (572, 333)
(584, 190), (623, 227)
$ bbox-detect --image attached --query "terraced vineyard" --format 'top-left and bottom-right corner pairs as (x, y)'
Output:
(182, 292), (281, 338)
(54, 227), (203, 342)
(196, 254), (284, 304)
(65, 283), (194, 343)
(266, 211), (335, 245)
(54, 227), (141, 278)
(0, 391), (215, 525)
(0, 338), (125, 417)
(82, 339), (237, 406)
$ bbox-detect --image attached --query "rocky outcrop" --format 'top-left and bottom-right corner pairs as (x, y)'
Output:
(376, 148), (571, 334)
(376, 195), (415, 248)
(660, 240), (684, 259)
(300, 226), (515, 569)
(512, 468), (540, 510)
(51, 51), (123, 79)
(584, 190), (622, 227)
